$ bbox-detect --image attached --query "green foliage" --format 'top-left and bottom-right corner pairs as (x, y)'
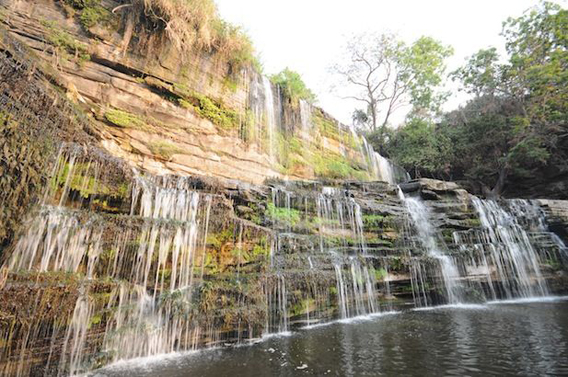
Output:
(371, 267), (388, 281)
(362, 214), (386, 227)
(270, 68), (316, 104)
(104, 109), (148, 130)
(195, 94), (239, 129)
(333, 33), (452, 132)
(313, 152), (369, 181)
(382, 2), (566, 195)
(51, 160), (126, 199)
(267, 203), (301, 226)
(43, 21), (90, 64)
(313, 110), (340, 140)
(385, 118), (452, 178)
(451, 47), (501, 96)
(148, 140), (183, 160)
(502, 1), (568, 124)
(62, 0), (114, 30)
(401, 36), (454, 117)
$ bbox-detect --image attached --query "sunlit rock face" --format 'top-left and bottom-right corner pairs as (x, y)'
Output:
(1, 0), (406, 186)
(0, 2), (567, 376)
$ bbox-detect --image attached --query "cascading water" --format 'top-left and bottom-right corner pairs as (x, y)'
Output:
(360, 136), (410, 184)
(3, 147), (566, 376)
(464, 197), (549, 298)
(299, 99), (313, 143)
(262, 76), (277, 160)
(398, 188), (464, 305)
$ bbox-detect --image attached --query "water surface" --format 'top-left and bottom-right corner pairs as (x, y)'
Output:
(95, 298), (568, 376)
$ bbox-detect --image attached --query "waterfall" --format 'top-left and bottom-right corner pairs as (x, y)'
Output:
(59, 295), (93, 376)
(315, 187), (367, 253)
(398, 188), (464, 304)
(4, 146), (566, 375)
(360, 136), (409, 184)
(262, 76), (277, 160)
(333, 258), (377, 318)
(299, 99), (312, 143)
(467, 198), (548, 298)
(3, 161), (220, 371)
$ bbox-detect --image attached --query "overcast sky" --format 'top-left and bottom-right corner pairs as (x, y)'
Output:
(216, 0), (566, 126)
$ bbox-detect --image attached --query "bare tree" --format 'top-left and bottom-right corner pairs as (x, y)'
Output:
(332, 33), (453, 136)
(332, 33), (403, 133)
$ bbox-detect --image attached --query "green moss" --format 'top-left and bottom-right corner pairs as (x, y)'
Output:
(43, 21), (90, 64)
(173, 84), (239, 130)
(267, 203), (301, 226)
(363, 214), (386, 227)
(544, 258), (561, 271)
(467, 218), (482, 227)
(207, 229), (235, 248)
(222, 77), (239, 93)
(89, 314), (102, 328)
(251, 244), (269, 258)
(371, 267), (388, 281)
(289, 298), (315, 317)
(63, 0), (113, 29)
(50, 160), (128, 200)
(178, 98), (194, 111)
(0, 111), (52, 248)
(313, 110), (341, 141)
(104, 109), (148, 130)
(240, 110), (257, 143)
(148, 141), (183, 160)
(313, 152), (369, 180)
(367, 238), (395, 248)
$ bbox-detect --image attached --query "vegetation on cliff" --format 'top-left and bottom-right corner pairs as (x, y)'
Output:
(62, 0), (258, 73)
(270, 68), (317, 105)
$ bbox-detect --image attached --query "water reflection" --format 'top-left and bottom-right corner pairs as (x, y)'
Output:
(94, 300), (568, 377)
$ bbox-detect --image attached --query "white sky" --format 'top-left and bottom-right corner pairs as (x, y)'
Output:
(216, 0), (566, 126)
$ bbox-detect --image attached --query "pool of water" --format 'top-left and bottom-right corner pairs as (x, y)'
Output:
(94, 297), (568, 376)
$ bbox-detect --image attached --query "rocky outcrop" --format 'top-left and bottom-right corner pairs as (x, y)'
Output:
(0, 0), (391, 186)
(537, 199), (568, 244)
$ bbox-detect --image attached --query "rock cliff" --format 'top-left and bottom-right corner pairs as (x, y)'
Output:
(0, 1), (567, 376)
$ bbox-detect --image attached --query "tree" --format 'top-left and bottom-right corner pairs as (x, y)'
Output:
(451, 47), (502, 97)
(332, 33), (452, 134)
(502, 1), (568, 124)
(384, 118), (452, 179)
(382, 2), (566, 198)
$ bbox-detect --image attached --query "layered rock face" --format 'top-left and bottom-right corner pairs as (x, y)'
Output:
(0, 0), (404, 186)
(0, 1), (568, 377)
(1, 143), (567, 375)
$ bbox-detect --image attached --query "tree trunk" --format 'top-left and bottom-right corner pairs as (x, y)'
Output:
(482, 166), (508, 199)
(370, 101), (377, 132)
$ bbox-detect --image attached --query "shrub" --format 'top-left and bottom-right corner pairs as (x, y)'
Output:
(132, 0), (256, 71)
(270, 68), (316, 104)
